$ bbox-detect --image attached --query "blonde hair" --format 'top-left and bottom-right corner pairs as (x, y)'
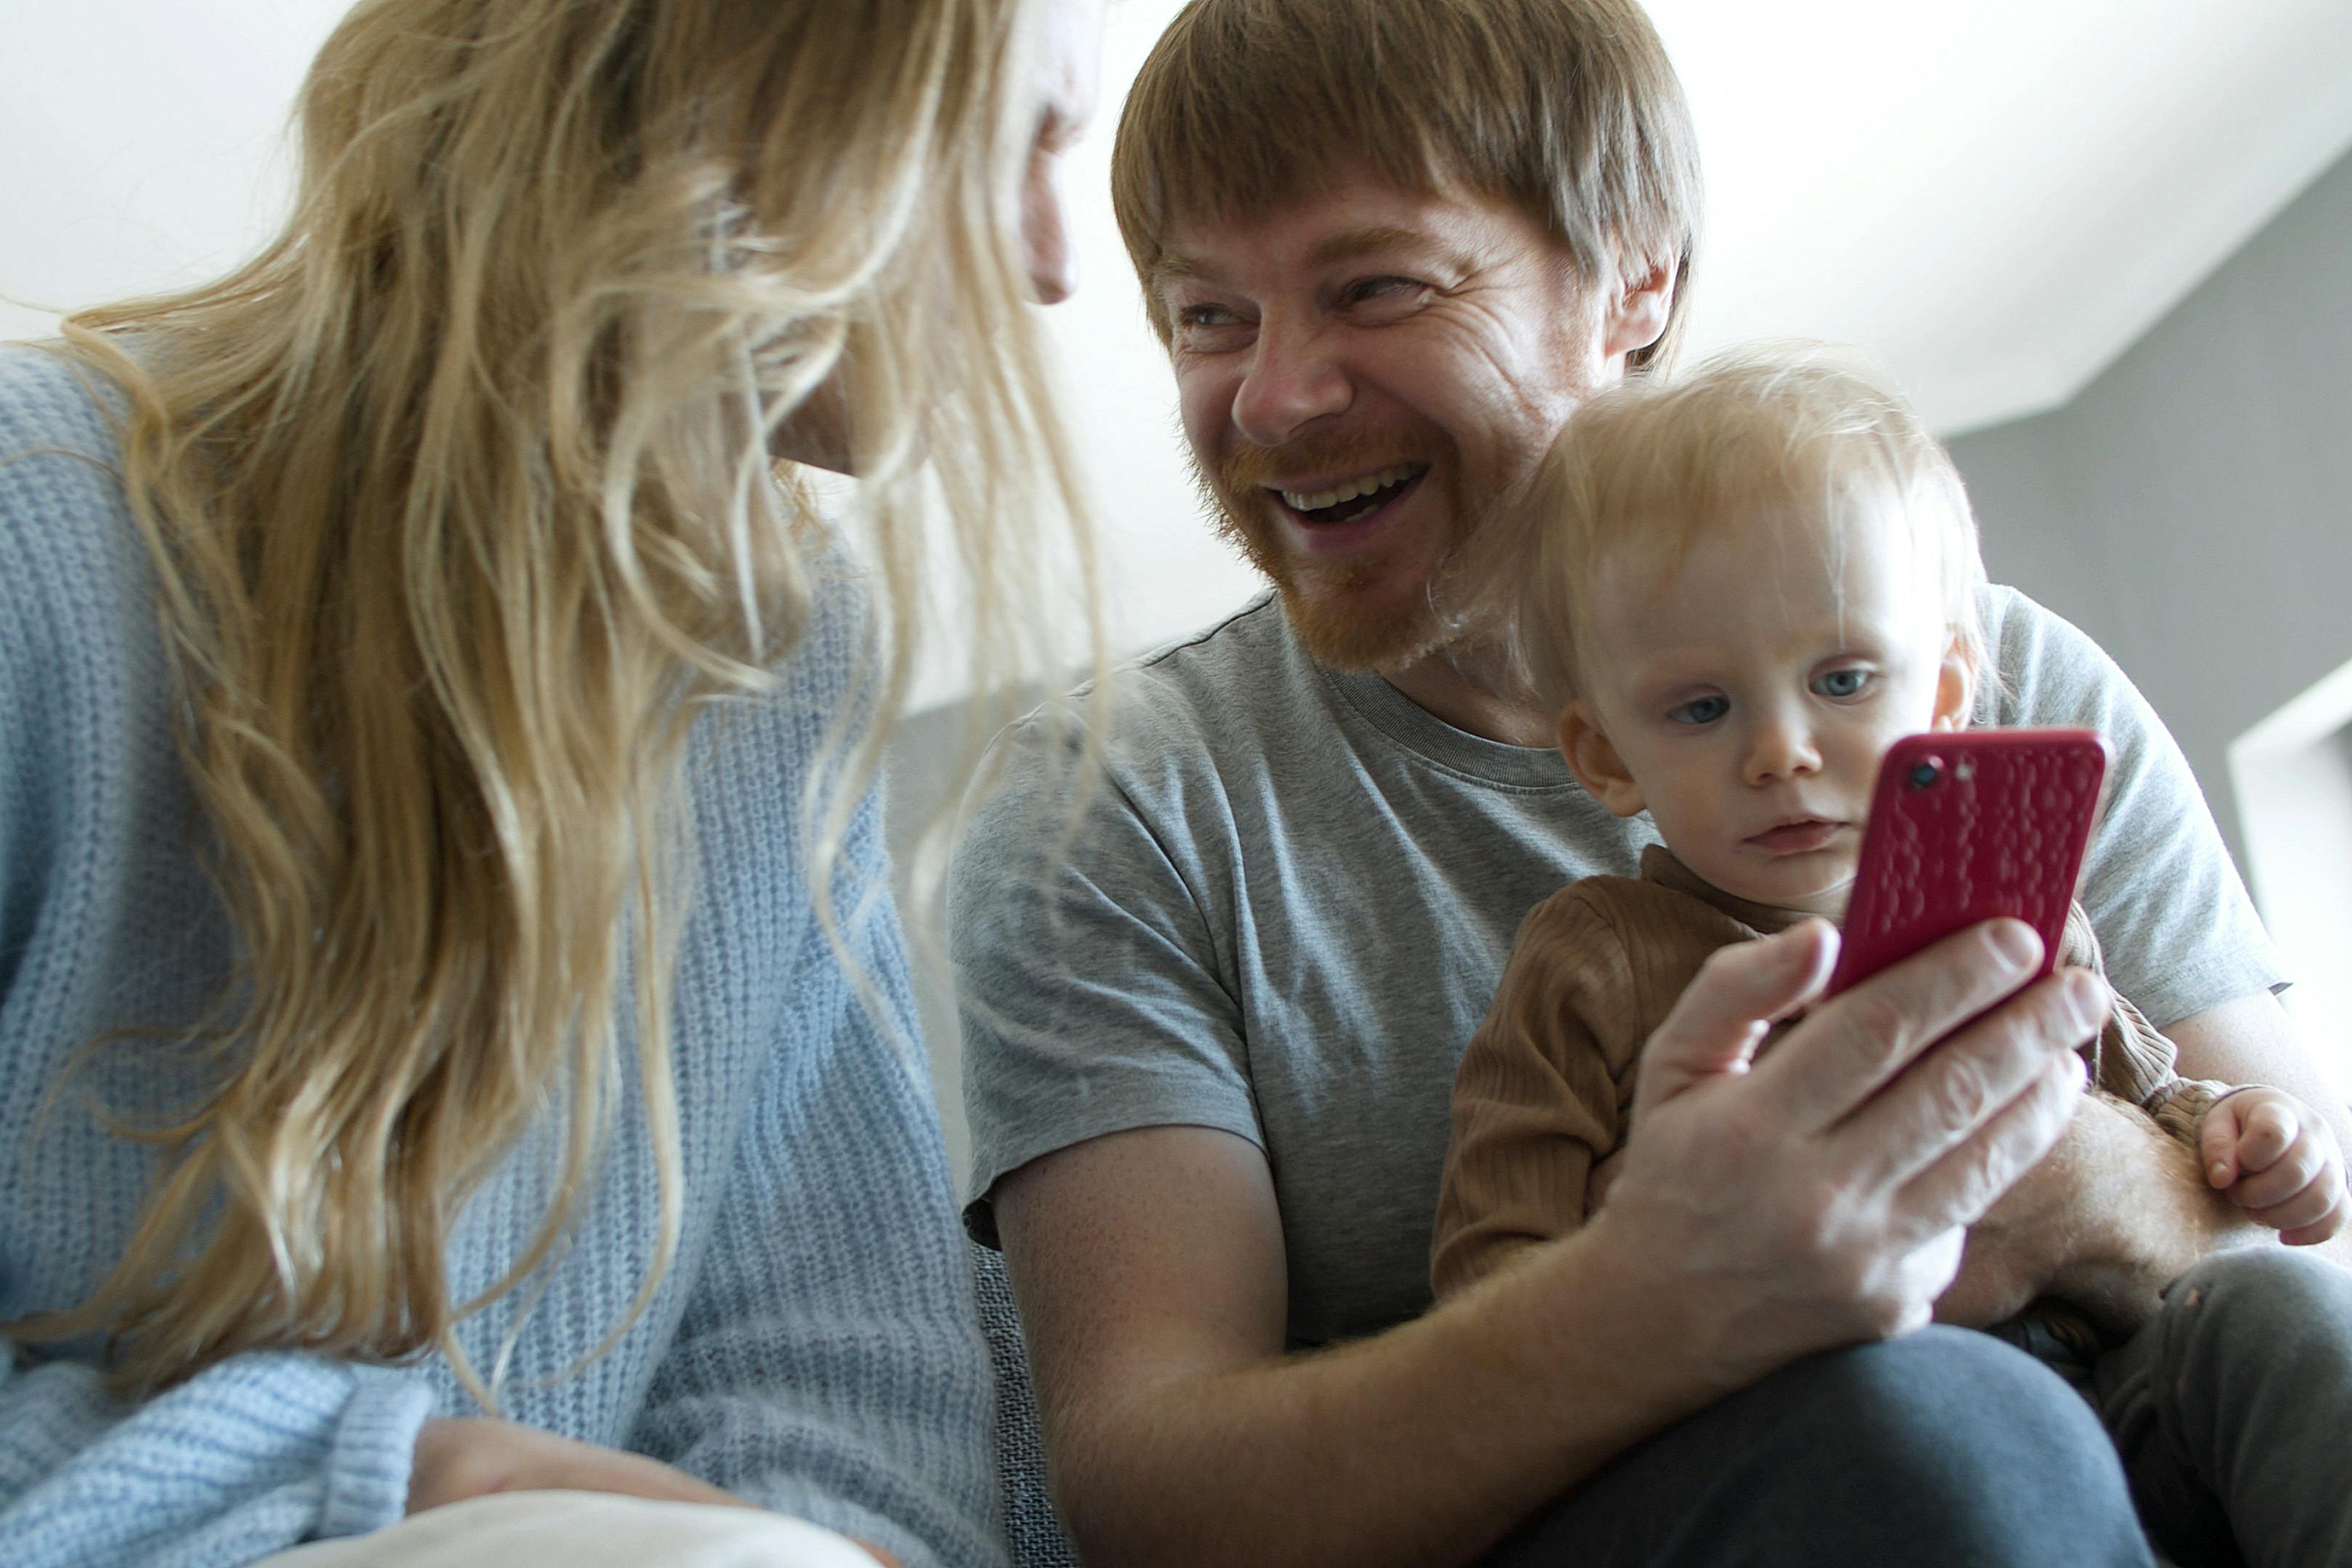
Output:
(1109, 0), (1703, 368)
(15, 0), (1097, 1398)
(1496, 343), (1988, 711)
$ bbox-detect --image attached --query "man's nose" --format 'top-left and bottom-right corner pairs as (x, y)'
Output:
(1743, 710), (1823, 785)
(1231, 316), (1352, 448)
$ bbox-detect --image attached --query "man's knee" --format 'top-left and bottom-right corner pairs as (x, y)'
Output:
(1487, 1328), (2150, 1568)
(1731, 1327), (2149, 1564)
(1772, 1327), (2103, 1476)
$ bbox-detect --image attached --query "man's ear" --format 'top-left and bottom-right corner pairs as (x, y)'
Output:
(1930, 637), (1976, 732)
(1601, 258), (1677, 363)
(1559, 701), (1646, 817)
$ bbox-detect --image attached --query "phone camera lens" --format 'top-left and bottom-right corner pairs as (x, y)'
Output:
(1909, 759), (1943, 790)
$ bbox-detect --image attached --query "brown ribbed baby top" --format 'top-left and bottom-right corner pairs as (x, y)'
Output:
(1432, 844), (2219, 1302)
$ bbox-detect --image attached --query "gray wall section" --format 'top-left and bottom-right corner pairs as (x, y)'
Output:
(1950, 144), (2352, 868)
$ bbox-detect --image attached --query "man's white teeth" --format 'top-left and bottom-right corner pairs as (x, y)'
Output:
(1281, 463), (1418, 513)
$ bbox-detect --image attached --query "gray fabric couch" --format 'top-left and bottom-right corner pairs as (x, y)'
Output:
(974, 1240), (1081, 1567)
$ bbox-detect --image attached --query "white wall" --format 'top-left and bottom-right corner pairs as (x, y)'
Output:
(2231, 671), (2352, 1101)
(12, 3), (2352, 717)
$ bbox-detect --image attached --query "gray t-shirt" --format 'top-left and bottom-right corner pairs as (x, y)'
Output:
(951, 585), (2286, 1349)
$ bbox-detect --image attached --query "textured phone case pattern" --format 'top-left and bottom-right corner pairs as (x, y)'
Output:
(1842, 743), (2105, 981)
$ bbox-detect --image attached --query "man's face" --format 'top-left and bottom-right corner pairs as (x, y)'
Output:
(1153, 176), (1625, 669)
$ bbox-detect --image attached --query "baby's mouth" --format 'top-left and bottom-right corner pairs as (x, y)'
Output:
(1747, 819), (1846, 854)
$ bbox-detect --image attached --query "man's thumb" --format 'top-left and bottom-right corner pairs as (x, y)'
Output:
(1634, 920), (1837, 1115)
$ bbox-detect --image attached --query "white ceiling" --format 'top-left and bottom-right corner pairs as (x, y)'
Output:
(6, 1), (2351, 708)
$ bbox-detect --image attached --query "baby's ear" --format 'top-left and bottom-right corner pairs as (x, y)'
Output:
(1559, 701), (1646, 817)
(1930, 634), (1976, 733)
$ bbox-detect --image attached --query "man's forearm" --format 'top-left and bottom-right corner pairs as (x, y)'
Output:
(1047, 1225), (1729, 1568)
(2017, 1093), (2264, 1331)
(2166, 992), (2352, 1270)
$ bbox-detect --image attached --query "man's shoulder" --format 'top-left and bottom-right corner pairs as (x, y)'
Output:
(1003, 592), (1319, 780)
(1977, 581), (2131, 728)
(1112, 590), (1303, 730)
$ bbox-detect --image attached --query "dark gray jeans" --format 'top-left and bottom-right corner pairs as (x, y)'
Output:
(2080, 1247), (2352, 1568)
(1479, 1323), (2154, 1567)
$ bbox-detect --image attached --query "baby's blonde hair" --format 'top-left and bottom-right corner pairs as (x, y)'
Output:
(1497, 343), (1988, 712)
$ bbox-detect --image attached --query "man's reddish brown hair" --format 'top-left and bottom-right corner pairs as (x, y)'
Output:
(1111, 0), (1704, 369)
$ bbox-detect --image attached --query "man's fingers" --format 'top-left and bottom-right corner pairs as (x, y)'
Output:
(1834, 968), (2104, 1194)
(1885, 1048), (2086, 1249)
(1750, 920), (2057, 1138)
(1632, 920), (1835, 1119)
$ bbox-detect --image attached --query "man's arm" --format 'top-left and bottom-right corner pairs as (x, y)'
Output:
(1000, 921), (2096, 1568)
(1936, 990), (2351, 1333)
(2168, 992), (2352, 1269)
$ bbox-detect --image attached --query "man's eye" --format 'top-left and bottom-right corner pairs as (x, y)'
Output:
(1667, 695), (1729, 725)
(1175, 304), (1236, 328)
(1342, 277), (1430, 318)
(1812, 669), (1871, 699)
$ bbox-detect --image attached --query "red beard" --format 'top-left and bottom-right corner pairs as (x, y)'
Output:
(1203, 430), (1473, 669)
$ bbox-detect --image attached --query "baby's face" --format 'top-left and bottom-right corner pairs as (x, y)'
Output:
(1564, 505), (1969, 916)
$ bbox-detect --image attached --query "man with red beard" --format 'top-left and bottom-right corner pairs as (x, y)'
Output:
(950, 3), (2337, 1565)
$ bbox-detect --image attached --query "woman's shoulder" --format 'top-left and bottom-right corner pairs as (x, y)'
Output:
(0, 341), (127, 466)
(0, 344), (142, 597)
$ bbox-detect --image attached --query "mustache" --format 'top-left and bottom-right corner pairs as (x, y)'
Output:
(1217, 431), (1432, 496)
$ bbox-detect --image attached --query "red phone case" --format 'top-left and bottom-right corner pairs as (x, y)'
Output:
(1825, 730), (2110, 998)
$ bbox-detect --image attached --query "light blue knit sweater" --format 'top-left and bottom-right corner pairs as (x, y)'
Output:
(0, 345), (1004, 1568)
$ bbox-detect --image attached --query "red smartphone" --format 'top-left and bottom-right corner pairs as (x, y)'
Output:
(1825, 730), (2110, 998)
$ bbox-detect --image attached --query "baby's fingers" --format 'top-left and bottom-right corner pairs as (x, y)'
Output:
(2281, 1180), (2351, 1246)
(2251, 1162), (2346, 1239)
(2230, 1129), (2329, 1214)
(2232, 1097), (2300, 1177)
(2200, 1098), (2245, 1188)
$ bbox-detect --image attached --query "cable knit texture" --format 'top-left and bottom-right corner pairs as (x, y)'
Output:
(0, 344), (1003, 1568)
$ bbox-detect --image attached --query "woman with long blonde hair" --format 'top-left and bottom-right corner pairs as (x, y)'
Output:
(0, 1), (1103, 1564)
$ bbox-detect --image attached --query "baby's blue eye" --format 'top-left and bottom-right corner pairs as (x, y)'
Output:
(1813, 669), (1871, 699)
(1667, 695), (1729, 725)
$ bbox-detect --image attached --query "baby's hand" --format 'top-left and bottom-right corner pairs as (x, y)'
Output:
(2199, 1085), (2348, 1246)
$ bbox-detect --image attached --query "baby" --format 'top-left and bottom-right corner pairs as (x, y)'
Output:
(1432, 346), (2351, 1567)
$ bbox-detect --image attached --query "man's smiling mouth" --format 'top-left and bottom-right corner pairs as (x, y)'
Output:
(1274, 462), (1427, 525)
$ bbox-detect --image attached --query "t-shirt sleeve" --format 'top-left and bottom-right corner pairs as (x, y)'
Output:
(1983, 584), (2287, 1027)
(950, 710), (1257, 1243)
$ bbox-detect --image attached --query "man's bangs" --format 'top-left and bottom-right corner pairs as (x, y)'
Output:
(1111, 19), (1459, 303)
(1111, 0), (1702, 362)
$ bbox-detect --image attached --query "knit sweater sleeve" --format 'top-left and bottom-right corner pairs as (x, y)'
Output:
(0, 1354), (434, 1567)
(626, 782), (1002, 1568)
(0, 347), (440, 1566)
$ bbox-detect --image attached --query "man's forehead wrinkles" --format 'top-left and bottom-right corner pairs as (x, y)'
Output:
(1304, 224), (1469, 269)
(1156, 217), (1487, 294)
